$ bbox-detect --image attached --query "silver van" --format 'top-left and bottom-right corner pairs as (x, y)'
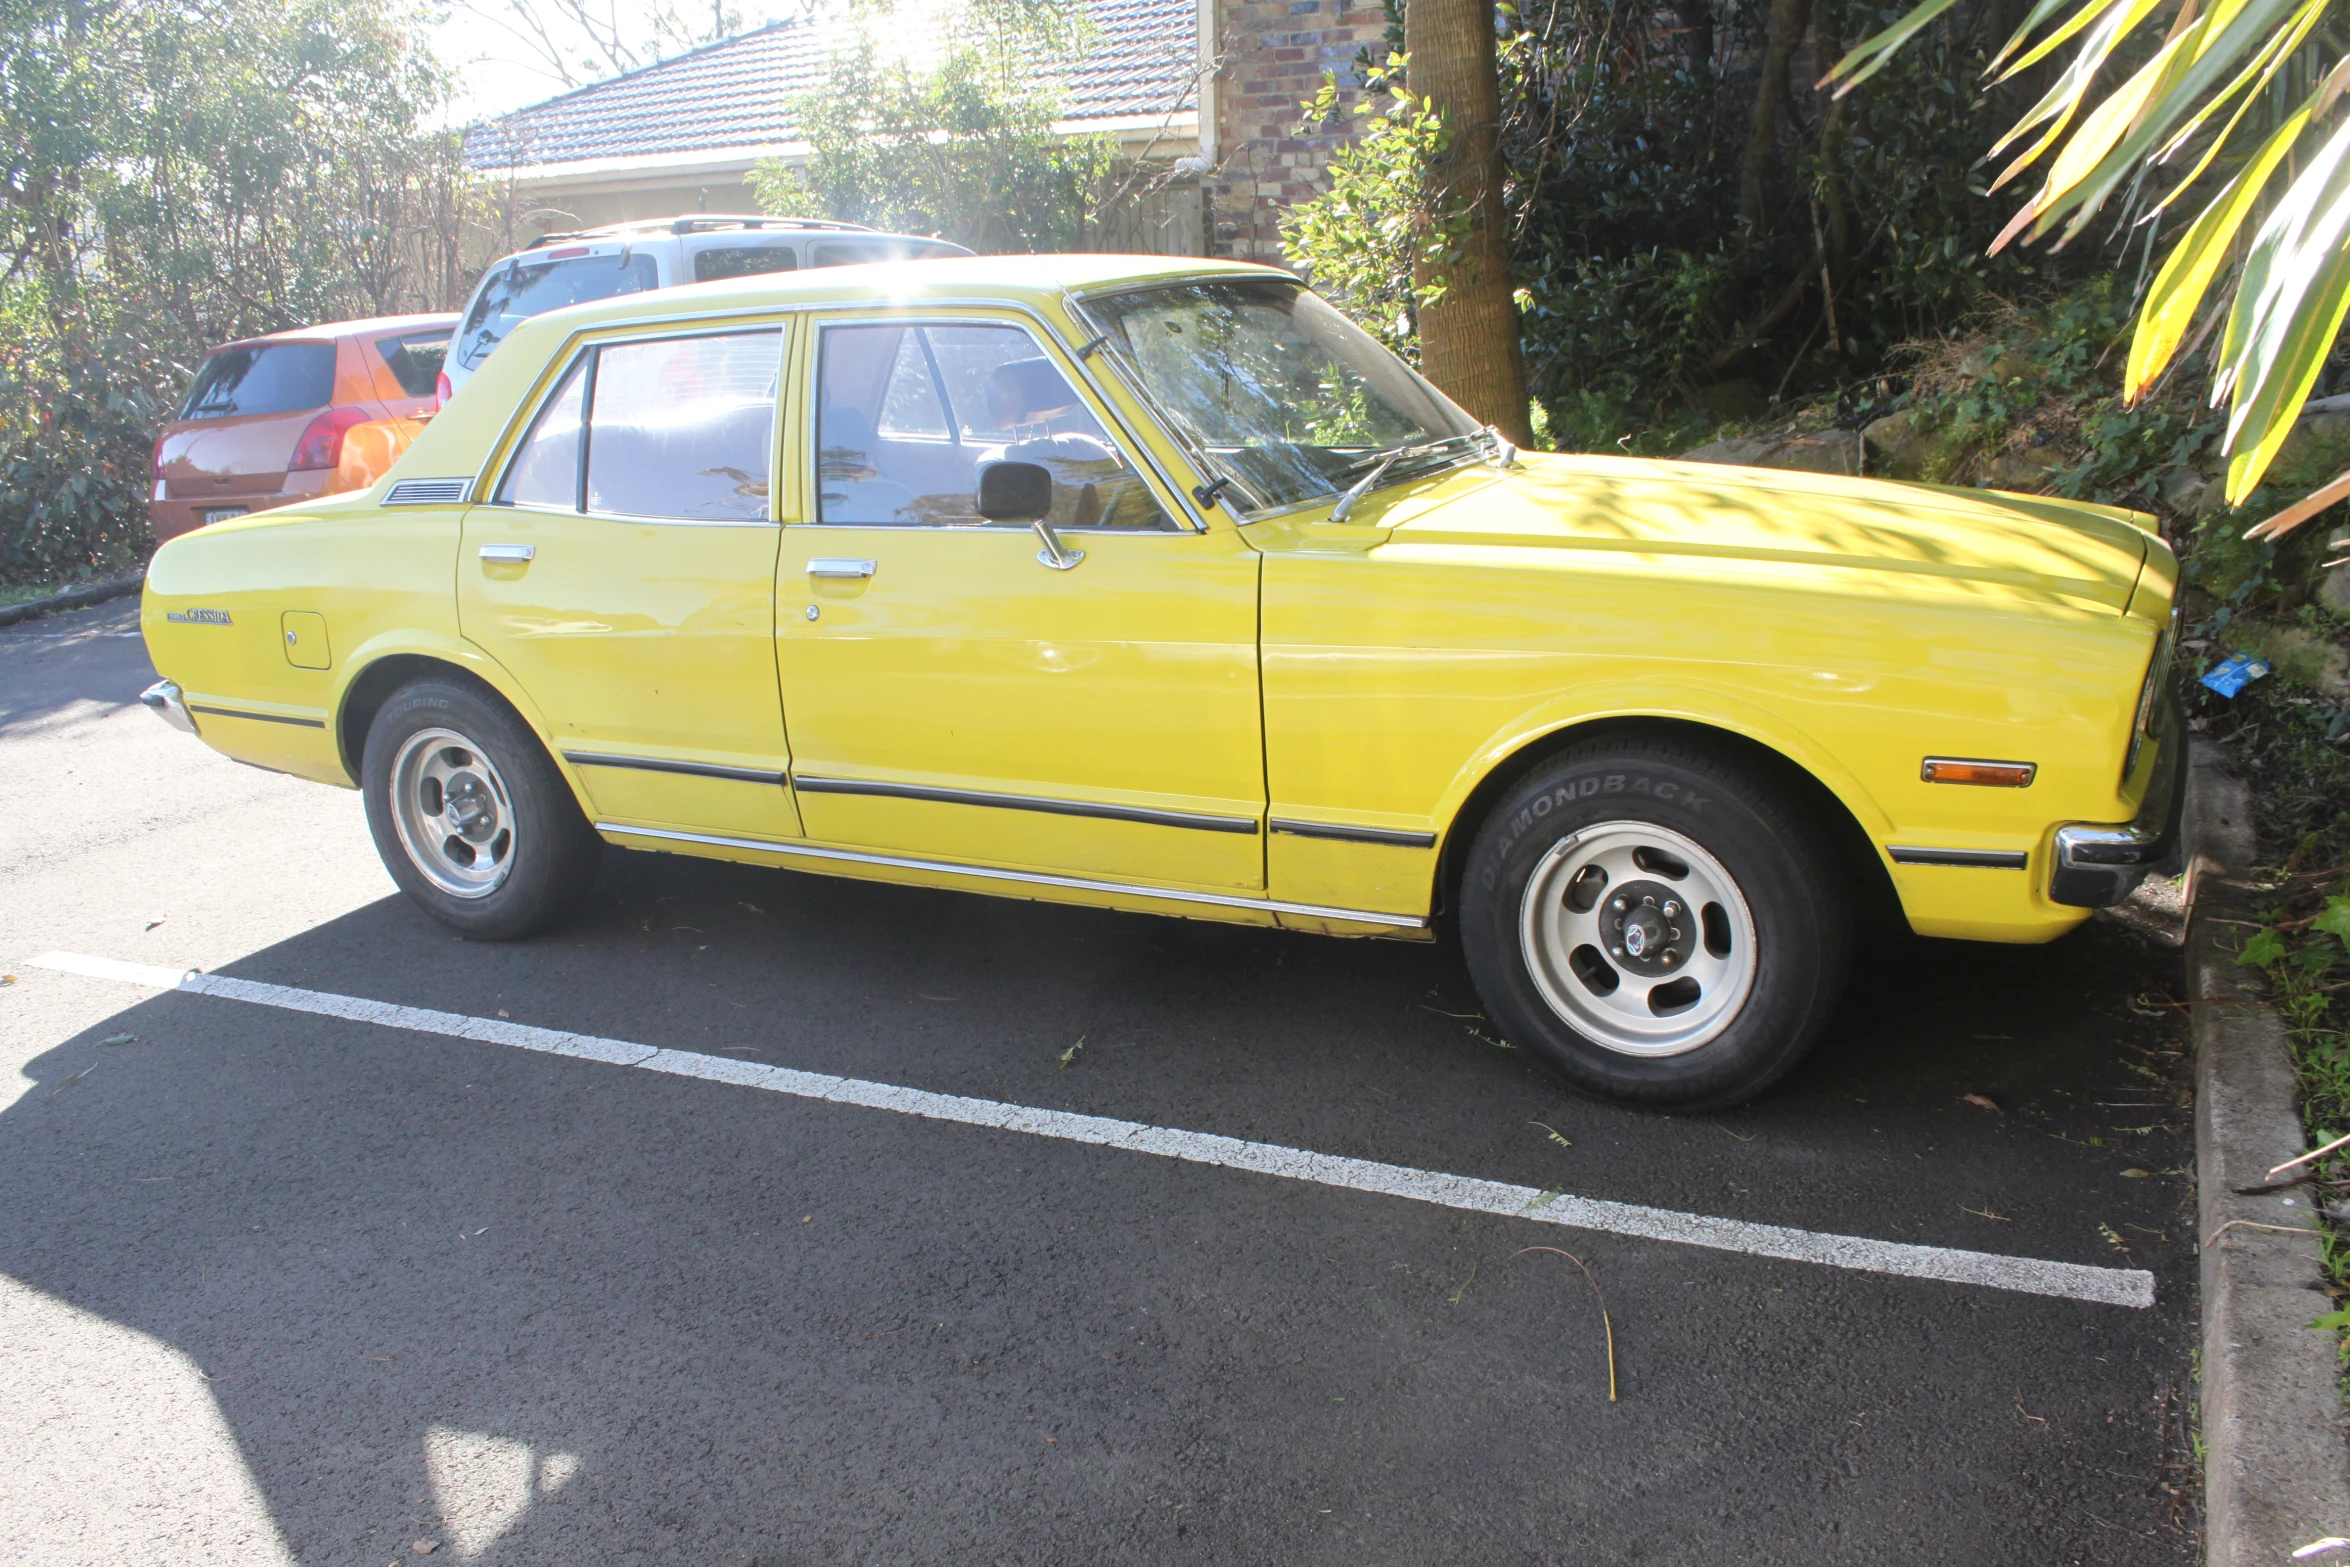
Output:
(439, 216), (972, 399)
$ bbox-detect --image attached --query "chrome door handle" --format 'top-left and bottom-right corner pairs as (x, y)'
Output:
(807, 558), (876, 579)
(479, 543), (536, 563)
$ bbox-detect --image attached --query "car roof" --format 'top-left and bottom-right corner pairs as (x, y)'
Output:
(206, 312), (462, 354)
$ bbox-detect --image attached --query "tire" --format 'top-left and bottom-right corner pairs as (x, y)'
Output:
(360, 678), (602, 940)
(1458, 736), (1850, 1111)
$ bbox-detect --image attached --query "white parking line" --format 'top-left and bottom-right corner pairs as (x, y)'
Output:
(28, 950), (2156, 1309)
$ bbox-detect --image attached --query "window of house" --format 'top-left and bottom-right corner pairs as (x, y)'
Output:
(815, 322), (1164, 530)
(495, 329), (781, 522)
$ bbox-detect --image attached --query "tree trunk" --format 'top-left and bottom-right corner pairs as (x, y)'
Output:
(1404, 0), (1531, 445)
(1737, 0), (1814, 232)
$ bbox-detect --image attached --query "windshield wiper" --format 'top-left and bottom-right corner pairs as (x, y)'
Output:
(1328, 435), (1481, 521)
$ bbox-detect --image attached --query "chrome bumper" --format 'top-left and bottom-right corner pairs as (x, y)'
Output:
(140, 678), (199, 736)
(2049, 702), (2184, 908)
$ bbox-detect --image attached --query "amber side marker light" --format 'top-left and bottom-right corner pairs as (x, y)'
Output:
(1921, 757), (2037, 787)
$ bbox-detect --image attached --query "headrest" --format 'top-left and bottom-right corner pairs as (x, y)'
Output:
(820, 405), (874, 455)
(986, 358), (1078, 428)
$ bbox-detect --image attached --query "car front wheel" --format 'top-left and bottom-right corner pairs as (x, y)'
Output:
(361, 678), (602, 940)
(1459, 736), (1851, 1111)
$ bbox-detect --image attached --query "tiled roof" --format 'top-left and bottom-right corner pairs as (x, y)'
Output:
(465, 0), (1198, 172)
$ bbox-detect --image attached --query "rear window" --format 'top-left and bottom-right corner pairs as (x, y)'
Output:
(695, 245), (800, 283)
(179, 343), (336, 421)
(454, 253), (660, 373)
(375, 330), (450, 397)
(809, 240), (960, 267)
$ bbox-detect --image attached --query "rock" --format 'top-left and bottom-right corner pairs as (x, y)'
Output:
(2157, 466), (2207, 514)
(2245, 623), (2350, 700)
(1678, 429), (1863, 477)
(1687, 379), (1770, 423)
(2319, 527), (2350, 619)
(1980, 446), (2067, 492)
(1862, 409), (1950, 480)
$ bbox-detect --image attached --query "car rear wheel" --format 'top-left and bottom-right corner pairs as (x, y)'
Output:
(1459, 736), (1850, 1111)
(361, 679), (602, 940)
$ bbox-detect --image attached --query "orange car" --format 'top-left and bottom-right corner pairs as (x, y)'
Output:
(149, 312), (455, 543)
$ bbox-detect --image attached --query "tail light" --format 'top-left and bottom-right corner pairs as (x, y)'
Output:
(289, 405), (372, 471)
(435, 370), (453, 410)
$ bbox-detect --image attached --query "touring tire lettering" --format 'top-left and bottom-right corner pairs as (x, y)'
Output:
(1485, 773), (1713, 888)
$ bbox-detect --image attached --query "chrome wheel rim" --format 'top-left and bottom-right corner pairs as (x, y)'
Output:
(1518, 820), (1757, 1057)
(389, 727), (516, 899)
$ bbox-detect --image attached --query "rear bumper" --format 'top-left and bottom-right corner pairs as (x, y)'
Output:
(2048, 703), (2184, 908)
(140, 678), (198, 736)
(149, 473), (324, 543)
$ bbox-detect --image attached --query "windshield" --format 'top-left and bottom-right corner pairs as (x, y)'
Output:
(455, 253), (660, 373)
(1077, 278), (1484, 513)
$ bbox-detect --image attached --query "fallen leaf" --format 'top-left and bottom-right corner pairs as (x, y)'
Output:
(99, 1034), (134, 1046)
(496, 1010), (508, 1018)
(1962, 1094), (2001, 1112)
(144, 920), (164, 931)
(413, 1542), (440, 1556)
(2120, 1168), (2152, 1178)
(47, 1066), (95, 1097)
(0, 974), (15, 986)
(1531, 1120), (1572, 1148)
(1058, 1036), (1085, 1070)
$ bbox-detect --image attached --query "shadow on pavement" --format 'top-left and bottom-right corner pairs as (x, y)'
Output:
(0, 847), (2200, 1565)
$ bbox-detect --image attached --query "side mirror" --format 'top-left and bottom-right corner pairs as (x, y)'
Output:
(975, 460), (1053, 522)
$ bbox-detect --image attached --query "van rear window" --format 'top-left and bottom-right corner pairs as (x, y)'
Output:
(809, 240), (959, 267)
(695, 246), (800, 283)
(454, 254), (660, 374)
(179, 343), (336, 420)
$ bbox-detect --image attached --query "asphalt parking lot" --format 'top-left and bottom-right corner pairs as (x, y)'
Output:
(2, 598), (2201, 1565)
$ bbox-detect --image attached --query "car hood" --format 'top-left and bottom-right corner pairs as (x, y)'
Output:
(1383, 451), (2154, 613)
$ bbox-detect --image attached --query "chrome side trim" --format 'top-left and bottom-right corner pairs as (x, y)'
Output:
(596, 821), (1427, 928)
(140, 679), (198, 736)
(186, 703), (327, 730)
(384, 477), (471, 506)
(1886, 846), (2030, 869)
(793, 774), (1261, 835)
(563, 751), (787, 786)
(1269, 817), (1438, 849)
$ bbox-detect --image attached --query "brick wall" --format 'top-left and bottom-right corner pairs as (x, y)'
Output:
(1208, 0), (1388, 262)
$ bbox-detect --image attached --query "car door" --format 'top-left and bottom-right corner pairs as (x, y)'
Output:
(459, 322), (799, 841)
(773, 314), (1265, 891)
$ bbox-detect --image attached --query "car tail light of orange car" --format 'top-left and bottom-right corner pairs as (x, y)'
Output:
(288, 405), (373, 471)
(435, 369), (452, 409)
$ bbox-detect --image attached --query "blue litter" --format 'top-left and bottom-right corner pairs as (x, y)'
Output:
(2200, 652), (2272, 698)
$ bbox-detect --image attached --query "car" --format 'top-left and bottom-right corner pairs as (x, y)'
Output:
(150, 313), (457, 543)
(136, 254), (2182, 1110)
(439, 216), (973, 400)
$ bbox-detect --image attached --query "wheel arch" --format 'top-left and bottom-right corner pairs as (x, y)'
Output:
(1431, 715), (1904, 935)
(332, 641), (558, 785)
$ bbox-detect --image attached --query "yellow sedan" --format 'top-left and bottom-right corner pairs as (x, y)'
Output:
(138, 255), (2181, 1109)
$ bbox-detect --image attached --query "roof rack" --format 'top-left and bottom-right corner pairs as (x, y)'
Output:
(524, 215), (878, 248)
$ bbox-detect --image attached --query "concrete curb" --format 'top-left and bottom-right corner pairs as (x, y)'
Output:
(0, 572), (143, 630)
(2188, 737), (2350, 1566)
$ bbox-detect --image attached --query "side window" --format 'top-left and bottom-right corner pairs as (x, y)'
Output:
(695, 246), (799, 283)
(375, 330), (449, 398)
(586, 331), (781, 522)
(494, 330), (780, 520)
(494, 357), (586, 509)
(816, 322), (1165, 530)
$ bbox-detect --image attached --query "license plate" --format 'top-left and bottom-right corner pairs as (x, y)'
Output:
(200, 506), (249, 525)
